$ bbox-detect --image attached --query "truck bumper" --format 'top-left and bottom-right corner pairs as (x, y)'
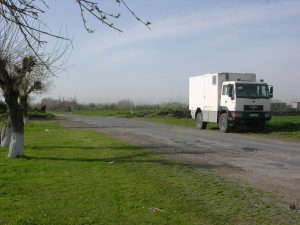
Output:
(230, 111), (272, 124)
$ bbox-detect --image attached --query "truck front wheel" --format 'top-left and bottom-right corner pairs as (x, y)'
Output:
(196, 112), (207, 129)
(219, 113), (231, 133)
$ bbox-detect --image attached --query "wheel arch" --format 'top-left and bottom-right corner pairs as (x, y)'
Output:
(195, 108), (207, 129)
(218, 106), (228, 122)
(195, 108), (202, 117)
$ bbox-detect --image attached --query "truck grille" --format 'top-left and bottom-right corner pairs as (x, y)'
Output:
(244, 105), (263, 111)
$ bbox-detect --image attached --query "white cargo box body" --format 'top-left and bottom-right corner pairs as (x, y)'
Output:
(189, 72), (256, 121)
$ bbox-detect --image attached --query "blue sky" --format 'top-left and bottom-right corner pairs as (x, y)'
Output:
(41, 0), (300, 103)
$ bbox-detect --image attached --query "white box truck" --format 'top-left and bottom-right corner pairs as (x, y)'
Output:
(189, 72), (273, 132)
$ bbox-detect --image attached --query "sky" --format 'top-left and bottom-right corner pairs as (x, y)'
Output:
(40, 0), (300, 104)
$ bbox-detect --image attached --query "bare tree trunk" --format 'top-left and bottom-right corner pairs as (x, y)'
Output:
(20, 96), (29, 124)
(1, 60), (25, 158)
(1, 123), (12, 147)
(3, 89), (24, 158)
(9, 132), (24, 158)
(6, 103), (24, 158)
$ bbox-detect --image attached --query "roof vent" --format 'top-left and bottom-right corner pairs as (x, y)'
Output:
(260, 79), (264, 82)
(237, 79), (241, 81)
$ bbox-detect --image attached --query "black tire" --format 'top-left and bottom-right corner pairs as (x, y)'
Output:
(219, 113), (231, 133)
(196, 112), (207, 129)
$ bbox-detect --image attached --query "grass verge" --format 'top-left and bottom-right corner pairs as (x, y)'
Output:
(29, 111), (56, 120)
(144, 116), (300, 141)
(0, 122), (299, 224)
(73, 109), (300, 142)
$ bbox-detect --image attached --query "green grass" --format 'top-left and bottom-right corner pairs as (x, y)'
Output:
(73, 109), (132, 117)
(0, 122), (299, 225)
(73, 108), (165, 118)
(263, 116), (300, 140)
(29, 111), (56, 120)
(146, 116), (300, 141)
(72, 109), (300, 141)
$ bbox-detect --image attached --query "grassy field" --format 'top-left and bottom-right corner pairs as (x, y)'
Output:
(0, 122), (299, 224)
(29, 111), (56, 120)
(145, 115), (300, 141)
(73, 109), (300, 141)
(263, 116), (300, 140)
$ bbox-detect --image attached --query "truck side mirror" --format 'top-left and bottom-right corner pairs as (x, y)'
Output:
(269, 86), (273, 98)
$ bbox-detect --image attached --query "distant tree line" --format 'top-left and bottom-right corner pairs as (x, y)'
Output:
(272, 109), (300, 116)
(39, 97), (189, 112)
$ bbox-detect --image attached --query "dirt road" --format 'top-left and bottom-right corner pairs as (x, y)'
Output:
(60, 115), (300, 203)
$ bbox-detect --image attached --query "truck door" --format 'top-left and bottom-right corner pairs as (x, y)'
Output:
(220, 84), (235, 111)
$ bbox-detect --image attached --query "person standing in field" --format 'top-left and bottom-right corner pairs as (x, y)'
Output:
(68, 105), (72, 114)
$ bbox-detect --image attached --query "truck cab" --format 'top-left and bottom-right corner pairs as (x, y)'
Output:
(219, 81), (273, 132)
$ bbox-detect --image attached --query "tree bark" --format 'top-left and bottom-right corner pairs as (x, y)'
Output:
(9, 132), (24, 158)
(1, 82), (24, 157)
(20, 96), (29, 124)
(4, 95), (24, 158)
(1, 60), (25, 158)
(1, 123), (12, 147)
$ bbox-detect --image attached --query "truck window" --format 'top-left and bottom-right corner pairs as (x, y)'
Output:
(222, 85), (227, 95)
(261, 85), (268, 97)
(236, 84), (269, 98)
(212, 75), (216, 85)
(228, 85), (234, 98)
(225, 73), (229, 81)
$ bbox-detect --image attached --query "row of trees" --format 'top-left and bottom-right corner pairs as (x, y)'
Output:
(0, 0), (150, 158)
(39, 97), (188, 112)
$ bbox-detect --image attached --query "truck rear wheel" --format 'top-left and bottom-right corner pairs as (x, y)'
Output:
(196, 112), (207, 129)
(219, 113), (231, 133)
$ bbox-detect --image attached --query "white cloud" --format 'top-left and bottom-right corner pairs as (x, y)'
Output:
(80, 1), (300, 54)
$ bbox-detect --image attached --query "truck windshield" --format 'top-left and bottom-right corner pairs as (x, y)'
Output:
(236, 84), (269, 98)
